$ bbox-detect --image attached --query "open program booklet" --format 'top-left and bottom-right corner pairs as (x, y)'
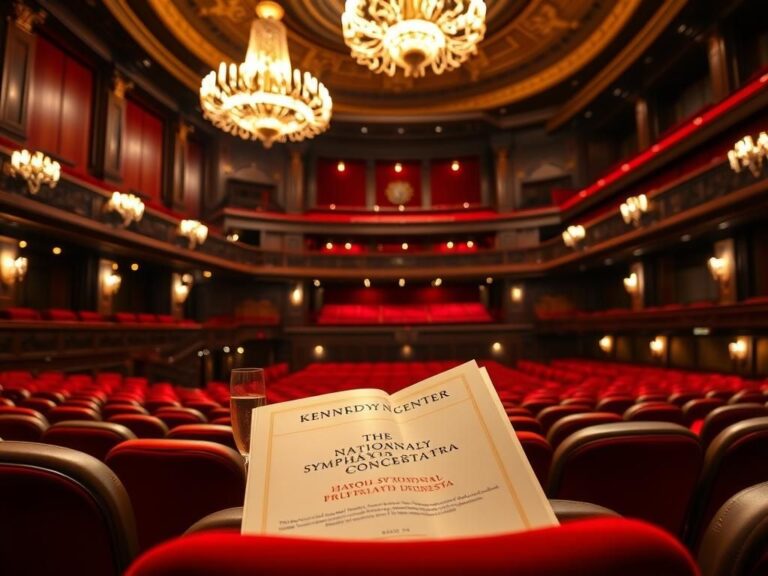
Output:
(242, 360), (558, 540)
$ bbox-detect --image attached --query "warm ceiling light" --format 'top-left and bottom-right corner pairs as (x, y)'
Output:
(344, 242), (352, 250)
(1, 255), (28, 285)
(620, 194), (649, 226)
(337, 161), (346, 173)
(398, 205), (405, 212)
(111, 262), (119, 271)
(237, 346), (245, 355)
(708, 256), (730, 283)
(394, 162), (403, 173)
(313, 344), (324, 358)
(398, 278), (406, 287)
(598, 335), (613, 354)
(107, 191), (145, 227)
(330, 203), (337, 210)
(485, 277), (493, 284)
(102, 271), (122, 296)
(199, 1), (332, 148)
(510, 285), (523, 303)
(342, 0), (487, 78)
(649, 336), (666, 357)
(313, 279), (321, 287)
(466, 240), (474, 248)
(446, 241), (454, 249)
(130, 263), (139, 271)
(373, 205), (380, 212)
(728, 132), (767, 177)
(562, 224), (586, 248)
(325, 242), (334, 250)
(451, 160), (460, 172)
(8, 149), (61, 194)
(463, 202), (470, 209)
(433, 278), (442, 287)
(52, 247), (62, 255)
(178, 219), (208, 249)
(18, 240), (27, 249)
(401, 242), (409, 250)
(623, 272), (639, 294)
(203, 270), (213, 279)
(226, 232), (240, 242)
(491, 342), (502, 354)
(728, 338), (749, 361)
(363, 278), (371, 288)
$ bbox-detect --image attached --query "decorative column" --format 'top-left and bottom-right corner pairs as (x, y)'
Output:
(286, 145), (305, 213)
(634, 98), (651, 152)
(103, 72), (133, 182)
(707, 32), (730, 102)
(491, 134), (514, 211)
(171, 120), (192, 210)
(365, 159), (376, 208)
(421, 158), (431, 208)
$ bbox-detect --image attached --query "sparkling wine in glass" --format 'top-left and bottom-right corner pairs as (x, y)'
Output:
(230, 368), (267, 467)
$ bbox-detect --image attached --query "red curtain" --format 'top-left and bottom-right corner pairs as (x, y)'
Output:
(375, 161), (421, 208)
(430, 157), (481, 207)
(27, 37), (92, 174)
(315, 158), (366, 207)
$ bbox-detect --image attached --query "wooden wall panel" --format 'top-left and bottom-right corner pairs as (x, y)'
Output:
(27, 37), (62, 155)
(0, 24), (35, 135)
(122, 100), (142, 193)
(122, 99), (164, 201)
(59, 57), (92, 171)
(183, 138), (203, 217)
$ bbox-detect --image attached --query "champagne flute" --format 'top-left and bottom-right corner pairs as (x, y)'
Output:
(230, 368), (267, 468)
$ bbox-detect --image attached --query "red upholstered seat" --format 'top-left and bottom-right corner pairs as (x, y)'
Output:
(167, 424), (238, 451)
(113, 312), (139, 323)
(0, 307), (41, 321)
(0, 397), (13, 407)
(0, 441), (138, 575)
(548, 422), (702, 535)
(699, 404), (768, 448)
(727, 390), (765, 404)
(106, 439), (246, 552)
(47, 405), (101, 424)
(516, 432), (552, 487)
(183, 401), (221, 417)
(624, 402), (685, 426)
(669, 392), (703, 407)
(102, 403), (149, 419)
(21, 397), (57, 415)
(42, 308), (78, 321)
(42, 421), (137, 461)
(155, 407), (207, 429)
(546, 412), (622, 449)
(78, 310), (107, 322)
(509, 416), (543, 435)
(32, 390), (67, 403)
(685, 417), (768, 551)
(682, 398), (725, 426)
(0, 387), (31, 404)
(145, 399), (181, 413)
(0, 414), (48, 441)
(595, 396), (635, 414)
(108, 414), (169, 438)
(125, 518), (698, 576)
(521, 399), (558, 416)
(537, 405), (591, 435)
(0, 405), (49, 425)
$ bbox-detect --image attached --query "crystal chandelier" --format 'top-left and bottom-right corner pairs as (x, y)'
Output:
(562, 225), (586, 249)
(727, 132), (767, 177)
(107, 191), (145, 227)
(7, 149), (61, 194)
(179, 219), (208, 249)
(619, 194), (648, 226)
(342, 0), (487, 78)
(199, 1), (332, 148)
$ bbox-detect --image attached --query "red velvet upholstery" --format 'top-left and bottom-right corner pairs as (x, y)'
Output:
(145, 399), (181, 413)
(167, 424), (237, 451)
(20, 397), (57, 415)
(0, 307), (41, 320)
(106, 439), (246, 552)
(548, 422), (702, 535)
(47, 405), (101, 424)
(669, 392), (704, 407)
(595, 396), (635, 414)
(108, 415), (169, 438)
(0, 406), (49, 424)
(32, 390), (66, 403)
(728, 390), (765, 404)
(211, 416), (232, 426)
(155, 407), (207, 429)
(686, 417), (768, 551)
(516, 432), (552, 487)
(43, 421), (137, 461)
(126, 518), (698, 576)
(505, 407), (533, 418)
(699, 404), (768, 448)
(509, 416), (543, 435)
(102, 403), (149, 419)
(0, 397), (13, 407)
(42, 308), (78, 321)
(546, 412), (622, 449)
(537, 405), (591, 434)
(137, 313), (158, 323)
(0, 414), (48, 441)
(521, 399), (558, 416)
(624, 402), (686, 425)
(0, 441), (138, 575)
(0, 387), (31, 404)
(77, 310), (106, 322)
(113, 312), (138, 323)
(183, 401), (221, 417)
(683, 398), (725, 426)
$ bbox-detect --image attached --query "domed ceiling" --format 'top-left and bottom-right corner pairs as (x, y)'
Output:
(104, 0), (681, 119)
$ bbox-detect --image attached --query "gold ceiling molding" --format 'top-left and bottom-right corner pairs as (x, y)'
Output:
(546, 0), (688, 132)
(102, 0), (201, 91)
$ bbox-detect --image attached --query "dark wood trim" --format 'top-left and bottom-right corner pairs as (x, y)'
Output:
(0, 20), (35, 138)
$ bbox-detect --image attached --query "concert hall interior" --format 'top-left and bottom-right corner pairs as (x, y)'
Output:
(1, 0), (768, 574)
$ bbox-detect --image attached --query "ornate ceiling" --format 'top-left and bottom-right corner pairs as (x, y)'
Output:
(104, 0), (681, 119)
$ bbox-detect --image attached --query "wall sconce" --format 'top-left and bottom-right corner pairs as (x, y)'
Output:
(173, 273), (194, 304)
(619, 194), (649, 226)
(649, 336), (667, 358)
(728, 337), (749, 362)
(0, 255), (27, 285)
(562, 224), (586, 248)
(510, 285), (524, 303)
(708, 256), (730, 284)
(313, 344), (325, 359)
(598, 335), (613, 354)
(623, 272), (639, 295)
(102, 271), (122, 296)
(728, 132), (767, 177)
(290, 283), (303, 306)
(6, 149), (61, 194)
(178, 220), (208, 249)
(107, 191), (145, 226)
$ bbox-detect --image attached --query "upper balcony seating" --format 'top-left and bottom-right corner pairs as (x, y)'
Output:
(317, 303), (492, 325)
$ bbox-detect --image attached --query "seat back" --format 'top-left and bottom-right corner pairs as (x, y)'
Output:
(155, 407), (207, 429)
(700, 404), (768, 448)
(624, 402), (685, 425)
(536, 405), (591, 435)
(106, 439), (246, 552)
(546, 412), (622, 449)
(595, 396), (635, 414)
(126, 518), (698, 576)
(0, 414), (48, 441)
(107, 414), (169, 438)
(47, 405), (101, 424)
(42, 421), (137, 460)
(683, 398), (725, 425)
(516, 432), (552, 487)
(508, 416), (543, 435)
(686, 417), (768, 551)
(0, 441), (138, 575)
(102, 404), (149, 419)
(698, 482), (768, 576)
(20, 397), (57, 415)
(167, 424), (238, 451)
(548, 422), (702, 535)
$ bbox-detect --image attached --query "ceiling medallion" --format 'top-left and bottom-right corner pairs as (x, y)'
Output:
(199, 1), (332, 148)
(385, 180), (414, 205)
(342, 0), (487, 78)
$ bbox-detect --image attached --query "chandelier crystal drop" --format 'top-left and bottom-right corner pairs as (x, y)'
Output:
(342, 0), (487, 78)
(199, 1), (332, 148)
(727, 132), (768, 177)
